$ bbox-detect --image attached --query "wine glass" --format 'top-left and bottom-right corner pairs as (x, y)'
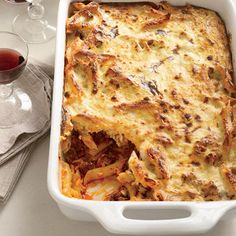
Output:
(11, 0), (56, 44)
(0, 31), (29, 127)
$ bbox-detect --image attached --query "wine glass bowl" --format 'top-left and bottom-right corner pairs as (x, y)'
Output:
(0, 32), (28, 84)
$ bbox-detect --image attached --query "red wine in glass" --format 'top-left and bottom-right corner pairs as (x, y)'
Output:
(0, 31), (29, 128)
(0, 48), (26, 84)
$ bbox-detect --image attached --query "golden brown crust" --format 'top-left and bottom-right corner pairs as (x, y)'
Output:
(60, 1), (236, 201)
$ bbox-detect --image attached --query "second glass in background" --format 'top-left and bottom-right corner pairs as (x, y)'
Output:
(8, 0), (56, 43)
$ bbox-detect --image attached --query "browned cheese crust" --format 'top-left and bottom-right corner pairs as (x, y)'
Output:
(60, 1), (236, 201)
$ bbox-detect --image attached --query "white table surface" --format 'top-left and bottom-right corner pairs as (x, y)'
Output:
(0, 1), (235, 235)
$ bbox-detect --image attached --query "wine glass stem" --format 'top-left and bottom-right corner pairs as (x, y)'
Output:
(0, 83), (13, 99)
(26, 0), (48, 34)
(28, 0), (44, 20)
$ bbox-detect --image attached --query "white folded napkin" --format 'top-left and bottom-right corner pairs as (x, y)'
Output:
(0, 62), (53, 164)
(0, 64), (52, 155)
(0, 60), (53, 203)
(0, 143), (36, 204)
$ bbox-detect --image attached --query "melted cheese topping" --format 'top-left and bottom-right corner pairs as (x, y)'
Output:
(60, 1), (236, 201)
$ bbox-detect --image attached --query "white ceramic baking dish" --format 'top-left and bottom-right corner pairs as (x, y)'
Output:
(48, 0), (236, 234)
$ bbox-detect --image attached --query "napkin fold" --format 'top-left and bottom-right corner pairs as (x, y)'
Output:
(0, 63), (52, 156)
(0, 144), (35, 204)
(0, 60), (53, 204)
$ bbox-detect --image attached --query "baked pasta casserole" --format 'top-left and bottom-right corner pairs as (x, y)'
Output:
(60, 1), (236, 201)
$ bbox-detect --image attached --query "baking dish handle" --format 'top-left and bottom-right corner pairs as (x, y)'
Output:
(91, 204), (231, 235)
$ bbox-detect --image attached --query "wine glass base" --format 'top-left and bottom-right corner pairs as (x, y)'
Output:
(0, 87), (32, 128)
(12, 13), (56, 44)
